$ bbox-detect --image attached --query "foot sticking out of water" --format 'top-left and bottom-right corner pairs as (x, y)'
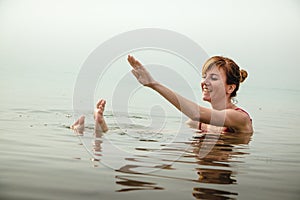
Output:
(94, 99), (108, 136)
(71, 99), (108, 136)
(71, 115), (85, 134)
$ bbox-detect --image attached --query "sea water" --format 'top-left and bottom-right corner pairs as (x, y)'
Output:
(1, 64), (300, 200)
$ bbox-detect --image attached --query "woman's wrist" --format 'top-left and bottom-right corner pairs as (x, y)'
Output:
(146, 81), (159, 89)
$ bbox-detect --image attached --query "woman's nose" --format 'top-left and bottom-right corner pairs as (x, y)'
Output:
(201, 80), (207, 89)
(201, 77), (210, 85)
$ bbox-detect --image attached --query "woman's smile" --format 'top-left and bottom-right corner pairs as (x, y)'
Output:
(202, 85), (212, 92)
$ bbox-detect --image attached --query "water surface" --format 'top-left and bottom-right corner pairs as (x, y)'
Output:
(1, 87), (299, 200)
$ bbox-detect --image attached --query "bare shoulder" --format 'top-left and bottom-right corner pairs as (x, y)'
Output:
(226, 107), (251, 119)
(225, 108), (253, 133)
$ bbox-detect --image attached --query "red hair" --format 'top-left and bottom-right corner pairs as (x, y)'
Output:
(202, 56), (248, 97)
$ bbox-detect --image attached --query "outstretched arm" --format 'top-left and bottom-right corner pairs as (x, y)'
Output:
(127, 55), (250, 131)
(128, 55), (213, 123)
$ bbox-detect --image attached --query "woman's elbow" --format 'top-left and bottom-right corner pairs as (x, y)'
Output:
(190, 113), (201, 122)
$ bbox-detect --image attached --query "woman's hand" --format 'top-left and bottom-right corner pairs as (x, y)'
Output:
(127, 55), (156, 87)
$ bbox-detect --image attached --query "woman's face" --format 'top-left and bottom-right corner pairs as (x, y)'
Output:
(201, 67), (228, 103)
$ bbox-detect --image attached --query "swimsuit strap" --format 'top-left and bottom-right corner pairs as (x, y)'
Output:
(235, 107), (252, 121)
(235, 107), (251, 117)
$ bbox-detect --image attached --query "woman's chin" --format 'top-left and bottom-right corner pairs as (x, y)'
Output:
(202, 95), (211, 102)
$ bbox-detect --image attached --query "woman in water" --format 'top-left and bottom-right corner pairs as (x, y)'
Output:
(128, 55), (253, 134)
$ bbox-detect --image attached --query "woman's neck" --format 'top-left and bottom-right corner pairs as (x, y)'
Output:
(211, 98), (234, 110)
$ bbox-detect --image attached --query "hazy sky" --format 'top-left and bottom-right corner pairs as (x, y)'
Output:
(0, 0), (300, 101)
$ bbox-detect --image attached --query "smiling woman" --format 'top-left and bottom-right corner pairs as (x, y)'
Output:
(128, 55), (253, 134)
(198, 56), (252, 133)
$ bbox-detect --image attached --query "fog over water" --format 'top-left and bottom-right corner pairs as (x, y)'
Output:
(1, 1), (299, 102)
(1, 1), (300, 200)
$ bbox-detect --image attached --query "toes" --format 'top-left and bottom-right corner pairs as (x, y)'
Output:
(96, 99), (102, 108)
(96, 99), (106, 109)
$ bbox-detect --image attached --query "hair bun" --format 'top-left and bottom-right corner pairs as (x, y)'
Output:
(240, 69), (248, 83)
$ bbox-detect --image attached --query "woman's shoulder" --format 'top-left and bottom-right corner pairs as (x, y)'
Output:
(232, 107), (253, 133)
(234, 107), (252, 120)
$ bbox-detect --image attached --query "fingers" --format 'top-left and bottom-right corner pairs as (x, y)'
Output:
(127, 55), (136, 68)
(128, 55), (142, 69)
(131, 69), (139, 79)
(134, 58), (142, 67)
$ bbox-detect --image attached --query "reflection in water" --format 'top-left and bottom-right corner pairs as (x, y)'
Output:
(90, 131), (104, 167)
(115, 175), (164, 192)
(87, 127), (252, 199)
(193, 187), (238, 200)
(196, 168), (236, 184)
(192, 132), (252, 199)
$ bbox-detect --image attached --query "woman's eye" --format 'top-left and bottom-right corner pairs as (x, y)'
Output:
(210, 75), (218, 80)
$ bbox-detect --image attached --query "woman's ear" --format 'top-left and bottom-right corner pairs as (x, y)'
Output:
(227, 84), (236, 94)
